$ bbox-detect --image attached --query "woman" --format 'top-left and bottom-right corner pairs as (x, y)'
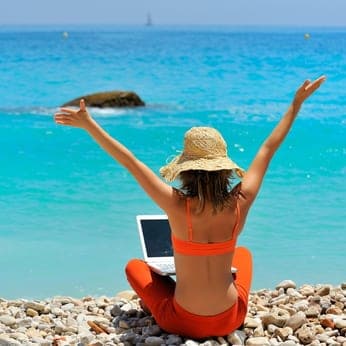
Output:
(55, 76), (325, 338)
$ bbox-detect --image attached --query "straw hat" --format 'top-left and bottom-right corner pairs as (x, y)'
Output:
(160, 127), (245, 182)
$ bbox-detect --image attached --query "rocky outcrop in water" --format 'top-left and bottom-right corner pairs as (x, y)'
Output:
(62, 91), (145, 108)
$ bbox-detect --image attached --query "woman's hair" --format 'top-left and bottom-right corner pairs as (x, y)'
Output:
(177, 169), (238, 214)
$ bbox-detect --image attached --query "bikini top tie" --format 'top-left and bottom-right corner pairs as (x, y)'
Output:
(171, 198), (240, 256)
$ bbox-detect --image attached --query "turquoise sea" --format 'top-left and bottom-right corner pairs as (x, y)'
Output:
(0, 26), (345, 299)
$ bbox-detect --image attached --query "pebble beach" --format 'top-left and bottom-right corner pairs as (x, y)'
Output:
(1, 281), (346, 346)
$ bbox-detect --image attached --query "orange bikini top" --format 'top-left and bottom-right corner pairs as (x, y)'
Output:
(171, 198), (240, 256)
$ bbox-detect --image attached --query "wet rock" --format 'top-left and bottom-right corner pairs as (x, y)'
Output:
(62, 91), (145, 108)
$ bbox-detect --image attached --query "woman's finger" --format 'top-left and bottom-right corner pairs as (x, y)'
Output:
(54, 113), (71, 118)
(59, 107), (77, 114)
(55, 115), (73, 123)
(306, 76), (326, 93)
(80, 99), (86, 112)
(55, 120), (73, 125)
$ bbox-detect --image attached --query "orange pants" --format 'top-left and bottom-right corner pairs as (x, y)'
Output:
(125, 247), (252, 339)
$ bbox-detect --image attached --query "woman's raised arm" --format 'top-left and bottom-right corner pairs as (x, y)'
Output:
(240, 76), (326, 206)
(54, 100), (175, 211)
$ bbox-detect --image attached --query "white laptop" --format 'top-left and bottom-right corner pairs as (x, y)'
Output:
(136, 214), (238, 276)
(136, 214), (175, 276)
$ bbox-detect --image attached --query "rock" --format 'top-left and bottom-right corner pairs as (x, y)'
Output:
(270, 294), (289, 306)
(120, 302), (134, 312)
(320, 318), (335, 329)
(227, 329), (246, 345)
(273, 326), (293, 341)
(284, 311), (307, 331)
(286, 288), (304, 299)
(51, 307), (64, 316)
(296, 324), (316, 344)
(24, 301), (46, 313)
(0, 335), (21, 346)
(217, 336), (228, 345)
(54, 319), (67, 334)
(261, 308), (290, 327)
(185, 340), (200, 346)
(61, 303), (75, 311)
(245, 336), (270, 345)
(300, 285), (315, 297)
(305, 304), (321, 318)
(62, 91), (145, 108)
(142, 324), (161, 336)
(17, 317), (32, 328)
(144, 336), (165, 345)
(200, 341), (220, 346)
(316, 333), (330, 342)
(326, 306), (343, 315)
(276, 280), (297, 290)
(335, 319), (346, 329)
(110, 304), (122, 317)
(0, 315), (17, 327)
(279, 341), (297, 346)
(26, 308), (38, 317)
(267, 323), (278, 334)
(118, 319), (130, 329)
(89, 342), (103, 346)
(116, 290), (138, 300)
(316, 285), (331, 297)
(95, 296), (110, 309)
(166, 335), (183, 345)
(79, 331), (95, 344)
(293, 299), (309, 311)
(309, 340), (320, 346)
(10, 332), (28, 343)
(244, 317), (262, 328)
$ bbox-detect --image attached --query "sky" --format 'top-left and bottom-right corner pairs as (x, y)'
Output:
(1, 0), (346, 27)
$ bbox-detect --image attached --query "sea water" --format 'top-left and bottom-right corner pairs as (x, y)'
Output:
(0, 26), (345, 299)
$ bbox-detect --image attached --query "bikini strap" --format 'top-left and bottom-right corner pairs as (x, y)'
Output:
(186, 198), (193, 241)
(232, 200), (241, 237)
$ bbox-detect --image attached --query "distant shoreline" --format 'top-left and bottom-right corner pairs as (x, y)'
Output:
(2, 24), (346, 32)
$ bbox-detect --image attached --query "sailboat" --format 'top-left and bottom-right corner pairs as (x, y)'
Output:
(146, 13), (153, 26)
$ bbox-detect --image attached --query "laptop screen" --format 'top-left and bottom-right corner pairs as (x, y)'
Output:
(139, 218), (173, 258)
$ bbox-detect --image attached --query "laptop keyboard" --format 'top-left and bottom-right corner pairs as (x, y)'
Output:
(158, 263), (175, 272)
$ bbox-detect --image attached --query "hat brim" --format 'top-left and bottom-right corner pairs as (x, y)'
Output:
(160, 153), (245, 182)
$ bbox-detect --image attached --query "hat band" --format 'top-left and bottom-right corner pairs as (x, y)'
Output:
(182, 153), (228, 160)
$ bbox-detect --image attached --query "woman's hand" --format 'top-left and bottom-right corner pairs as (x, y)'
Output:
(54, 99), (92, 129)
(293, 75), (326, 108)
